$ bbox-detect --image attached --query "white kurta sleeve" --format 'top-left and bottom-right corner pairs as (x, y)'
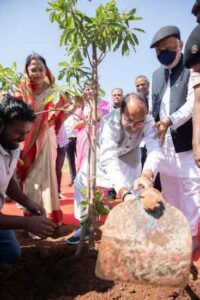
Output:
(148, 81), (153, 115)
(98, 118), (130, 193)
(170, 72), (194, 130)
(142, 114), (163, 177)
(190, 70), (200, 88)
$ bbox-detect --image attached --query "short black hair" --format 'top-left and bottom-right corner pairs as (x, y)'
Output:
(0, 95), (36, 123)
(121, 92), (148, 113)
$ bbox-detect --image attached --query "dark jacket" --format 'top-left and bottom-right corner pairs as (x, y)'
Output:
(151, 56), (192, 153)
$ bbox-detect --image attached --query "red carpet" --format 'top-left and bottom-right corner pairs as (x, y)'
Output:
(2, 172), (200, 264)
(2, 173), (79, 226)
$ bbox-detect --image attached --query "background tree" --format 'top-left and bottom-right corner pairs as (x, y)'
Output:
(47, 0), (144, 254)
(0, 62), (23, 95)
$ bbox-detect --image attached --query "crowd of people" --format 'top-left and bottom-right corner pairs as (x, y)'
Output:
(1, 1), (200, 263)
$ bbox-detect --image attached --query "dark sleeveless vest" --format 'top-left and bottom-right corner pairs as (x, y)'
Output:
(152, 55), (193, 153)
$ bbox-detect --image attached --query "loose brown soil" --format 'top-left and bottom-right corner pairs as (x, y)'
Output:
(0, 228), (200, 300)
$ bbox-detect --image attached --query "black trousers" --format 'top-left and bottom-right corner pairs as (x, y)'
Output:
(141, 146), (147, 169)
(66, 137), (77, 183)
(56, 138), (77, 193)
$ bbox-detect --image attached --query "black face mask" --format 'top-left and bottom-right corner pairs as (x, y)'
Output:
(157, 50), (176, 65)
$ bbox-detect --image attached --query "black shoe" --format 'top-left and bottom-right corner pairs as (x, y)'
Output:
(107, 188), (117, 199)
(5, 196), (13, 203)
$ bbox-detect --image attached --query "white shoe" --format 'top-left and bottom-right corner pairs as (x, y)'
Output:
(16, 203), (24, 209)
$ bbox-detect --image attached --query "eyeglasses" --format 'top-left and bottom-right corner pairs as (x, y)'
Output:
(122, 114), (146, 127)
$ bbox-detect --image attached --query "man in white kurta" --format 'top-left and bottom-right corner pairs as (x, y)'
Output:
(149, 25), (200, 250)
(184, 24), (200, 168)
(73, 93), (162, 222)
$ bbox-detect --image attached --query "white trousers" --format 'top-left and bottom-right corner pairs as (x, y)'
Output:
(74, 157), (141, 221)
(159, 149), (200, 237)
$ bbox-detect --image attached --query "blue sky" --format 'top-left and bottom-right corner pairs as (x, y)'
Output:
(0, 0), (197, 99)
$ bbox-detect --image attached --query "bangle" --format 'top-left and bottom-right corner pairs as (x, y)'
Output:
(122, 191), (132, 201)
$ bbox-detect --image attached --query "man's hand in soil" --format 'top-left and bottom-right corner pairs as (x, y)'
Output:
(25, 216), (57, 239)
(25, 199), (46, 216)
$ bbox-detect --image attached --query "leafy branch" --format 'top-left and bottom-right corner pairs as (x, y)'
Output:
(0, 62), (24, 94)
(75, 187), (114, 256)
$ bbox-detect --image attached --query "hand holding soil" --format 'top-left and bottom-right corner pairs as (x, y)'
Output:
(24, 216), (57, 239)
(124, 187), (163, 211)
(139, 187), (163, 211)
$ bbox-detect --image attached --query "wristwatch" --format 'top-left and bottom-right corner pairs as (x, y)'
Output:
(122, 189), (141, 201)
(122, 191), (133, 201)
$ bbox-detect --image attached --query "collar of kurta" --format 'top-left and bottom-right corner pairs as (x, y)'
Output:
(0, 144), (20, 158)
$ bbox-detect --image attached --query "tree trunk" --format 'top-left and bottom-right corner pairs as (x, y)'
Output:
(75, 43), (98, 256)
(88, 43), (98, 254)
(75, 145), (91, 256)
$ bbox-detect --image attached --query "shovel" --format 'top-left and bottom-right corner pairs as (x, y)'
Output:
(95, 187), (192, 287)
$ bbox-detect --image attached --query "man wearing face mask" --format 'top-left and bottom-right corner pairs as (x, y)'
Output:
(146, 25), (200, 251)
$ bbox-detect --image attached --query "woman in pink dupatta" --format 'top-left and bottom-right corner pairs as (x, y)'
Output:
(75, 81), (109, 172)
(15, 53), (69, 225)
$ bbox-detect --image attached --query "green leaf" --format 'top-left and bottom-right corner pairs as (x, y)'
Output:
(80, 200), (89, 207)
(58, 61), (70, 67)
(122, 39), (129, 56)
(43, 91), (58, 104)
(113, 34), (123, 51)
(80, 187), (87, 196)
(58, 71), (65, 81)
(98, 88), (105, 97)
(133, 27), (145, 33)
(131, 33), (139, 45)
(12, 61), (17, 71)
